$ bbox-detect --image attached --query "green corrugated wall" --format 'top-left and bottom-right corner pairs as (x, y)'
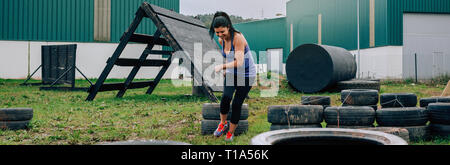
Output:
(0, 0), (179, 43)
(286, 0), (389, 51)
(235, 17), (288, 64)
(110, 0), (179, 42)
(0, 0), (94, 42)
(287, 0), (450, 49)
(387, 0), (450, 45)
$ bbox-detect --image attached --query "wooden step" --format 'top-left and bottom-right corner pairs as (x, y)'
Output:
(89, 81), (154, 92)
(123, 33), (170, 46)
(144, 49), (175, 55)
(114, 58), (170, 67)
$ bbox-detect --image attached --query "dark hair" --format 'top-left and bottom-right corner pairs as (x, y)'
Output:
(209, 11), (240, 39)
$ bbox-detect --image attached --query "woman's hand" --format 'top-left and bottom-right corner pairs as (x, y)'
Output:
(215, 65), (223, 73)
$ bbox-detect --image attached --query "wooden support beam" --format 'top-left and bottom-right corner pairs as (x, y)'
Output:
(442, 80), (450, 96)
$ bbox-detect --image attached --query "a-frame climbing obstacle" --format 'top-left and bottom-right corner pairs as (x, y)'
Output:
(86, 2), (219, 102)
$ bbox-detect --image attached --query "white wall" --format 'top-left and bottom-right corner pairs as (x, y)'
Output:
(0, 41), (405, 80)
(350, 46), (403, 79)
(254, 46), (402, 79)
(0, 40), (185, 80)
(403, 13), (450, 80)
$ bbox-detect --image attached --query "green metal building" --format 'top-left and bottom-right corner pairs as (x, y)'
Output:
(235, 17), (287, 64)
(235, 0), (450, 63)
(0, 0), (179, 43)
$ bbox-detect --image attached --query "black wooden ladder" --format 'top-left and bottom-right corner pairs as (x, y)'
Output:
(86, 3), (218, 102)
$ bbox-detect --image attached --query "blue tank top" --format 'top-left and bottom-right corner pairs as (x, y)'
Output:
(221, 33), (257, 78)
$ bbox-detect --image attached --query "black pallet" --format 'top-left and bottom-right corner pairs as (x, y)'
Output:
(22, 44), (92, 91)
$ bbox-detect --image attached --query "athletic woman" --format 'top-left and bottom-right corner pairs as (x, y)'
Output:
(209, 11), (257, 142)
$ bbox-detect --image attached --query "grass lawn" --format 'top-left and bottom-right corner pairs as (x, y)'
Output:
(0, 78), (449, 145)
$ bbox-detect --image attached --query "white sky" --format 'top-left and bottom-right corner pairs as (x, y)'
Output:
(180, 0), (287, 19)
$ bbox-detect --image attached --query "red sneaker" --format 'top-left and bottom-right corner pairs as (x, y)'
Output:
(225, 132), (234, 142)
(213, 121), (229, 137)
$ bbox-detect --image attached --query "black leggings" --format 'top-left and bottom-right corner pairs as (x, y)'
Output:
(220, 75), (254, 125)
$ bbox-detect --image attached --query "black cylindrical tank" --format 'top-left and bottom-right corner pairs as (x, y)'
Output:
(286, 44), (357, 93)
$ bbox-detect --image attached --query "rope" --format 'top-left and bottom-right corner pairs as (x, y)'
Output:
(284, 105), (292, 129)
(337, 91), (354, 128)
(337, 107), (340, 128)
(380, 95), (405, 108)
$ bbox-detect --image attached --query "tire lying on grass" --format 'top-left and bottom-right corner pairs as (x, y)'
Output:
(336, 80), (381, 91)
(201, 120), (248, 135)
(341, 89), (379, 106)
(380, 93), (418, 108)
(0, 120), (31, 130)
(430, 124), (450, 137)
(324, 106), (375, 126)
(401, 125), (430, 141)
(268, 105), (323, 125)
(428, 103), (450, 125)
(0, 108), (34, 121)
(420, 97), (450, 107)
(0, 108), (33, 130)
(202, 103), (249, 120)
(250, 128), (408, 145)
(376, 107), (428, 126)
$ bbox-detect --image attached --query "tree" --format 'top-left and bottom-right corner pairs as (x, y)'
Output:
(190, 14), (259, 28)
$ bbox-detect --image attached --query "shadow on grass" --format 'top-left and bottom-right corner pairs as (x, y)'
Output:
(92, 93), (221, 104)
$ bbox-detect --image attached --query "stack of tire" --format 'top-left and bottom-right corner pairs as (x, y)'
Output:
(268, 105), (323, 131)
(201, 103), (249, 135)
(0, 108), (33, 130)
(301, 96), (331, 109)
(324, 89), (378, 129)
(376, 93), (429, 141)
(427, 103), (450, 138)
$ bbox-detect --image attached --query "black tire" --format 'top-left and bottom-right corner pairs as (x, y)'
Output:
(0, 108), (33, 121)
(324, 106), (375, 126)
(428, 103), (450, 125)
(270, 124), (323, 131)
(420, 97), (450, 107)
(301, 96), (331, 106)
(201, 120), (248, 136)
(343, 104), (378, 110)
(430, 124), (450, 137)
(202, 103), (249, 120)
(267, 105), (323, 124)
(401, 125), (430, 142)
(376, 107), (428, 126)
(341, 89), (379, 106)
(380, 93), (418, 108)
(250, 128), (408, 145)
(336, 80), (381, 91)
(0, 120), (30, 130)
